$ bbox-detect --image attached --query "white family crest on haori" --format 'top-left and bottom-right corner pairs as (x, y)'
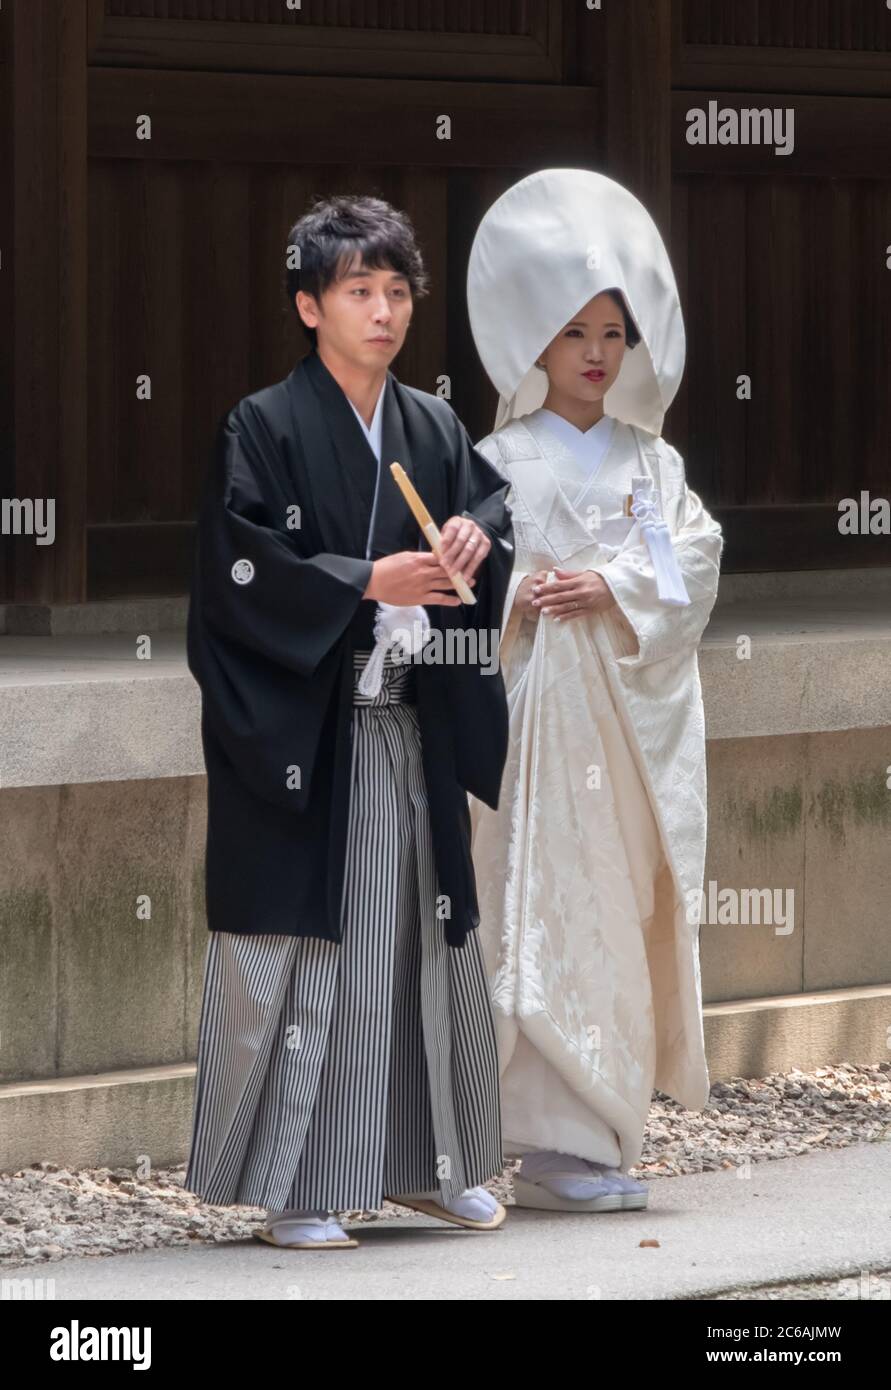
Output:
(465, 168), (724, 1172)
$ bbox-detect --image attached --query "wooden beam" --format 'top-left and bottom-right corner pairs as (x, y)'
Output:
(677, 43), (891, 98)
(89, 10), (565, 83)
(88, 69), (602, 167)
(673, 90), (891, 178)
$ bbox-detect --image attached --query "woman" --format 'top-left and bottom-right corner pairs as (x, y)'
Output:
(466, 168), (724, 1212)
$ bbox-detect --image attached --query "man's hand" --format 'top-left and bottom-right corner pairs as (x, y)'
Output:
(437, 516), (492, 582)
(364, 551), (472, 607)
(531, 567), (617, 621)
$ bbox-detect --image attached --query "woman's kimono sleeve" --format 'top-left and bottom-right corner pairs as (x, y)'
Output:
(193, 402), (373, 680)
(591, 446), (723, 671)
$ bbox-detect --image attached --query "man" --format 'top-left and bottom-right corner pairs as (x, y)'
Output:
(184, 194), (515, 1249)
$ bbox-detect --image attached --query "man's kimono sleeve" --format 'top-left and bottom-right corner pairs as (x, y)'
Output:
(452, 416), (515, 641)
(472, 435), (532, 660)
(187, 401), (372, 814)
(194, 403), (373, 679)
(591, 445), (723, 671)
(426, 408), (514, 812)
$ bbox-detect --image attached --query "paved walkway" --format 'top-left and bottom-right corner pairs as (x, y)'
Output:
(3, 1141), (889, 1300)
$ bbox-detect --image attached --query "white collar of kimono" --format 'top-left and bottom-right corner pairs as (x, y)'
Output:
(344, 377), (387, 562)
(532, 408), (615, 484)
(467, 168), (685, 437)
(343, 375), (433, 688)
(346, 377), (386, 461)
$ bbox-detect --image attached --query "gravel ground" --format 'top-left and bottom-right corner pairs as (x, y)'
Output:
(2, 1063), (889, 1271)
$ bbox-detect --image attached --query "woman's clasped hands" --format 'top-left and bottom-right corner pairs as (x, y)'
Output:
(515, 567), (617, 622)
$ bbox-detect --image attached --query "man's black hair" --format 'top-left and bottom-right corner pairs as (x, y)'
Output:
(285, 194), (430, 347)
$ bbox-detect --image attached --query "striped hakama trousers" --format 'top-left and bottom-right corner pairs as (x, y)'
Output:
(184, 650), (503, 1213)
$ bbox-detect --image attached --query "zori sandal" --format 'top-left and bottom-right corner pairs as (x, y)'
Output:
(385, 1186), (506, 1230)
(512, 1170), (626, 1212)
(254, 1215), (359, 1249)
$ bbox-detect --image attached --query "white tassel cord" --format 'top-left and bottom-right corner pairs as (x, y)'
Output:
(630, 491), (691, 606)
(356, 602), (432, 697)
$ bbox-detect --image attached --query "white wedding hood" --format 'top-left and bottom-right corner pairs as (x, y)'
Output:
(466, 168), (686, 437)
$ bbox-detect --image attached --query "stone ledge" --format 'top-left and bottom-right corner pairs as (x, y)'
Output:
(703, 985), (891, 1082)
(1, 597), (189, 636)
(2, 988), (888, 1173)
(1, 576), (890, 787)
(0, 1064), (196, 1173)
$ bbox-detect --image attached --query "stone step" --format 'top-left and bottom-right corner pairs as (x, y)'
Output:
(2, 986), (889, 1173)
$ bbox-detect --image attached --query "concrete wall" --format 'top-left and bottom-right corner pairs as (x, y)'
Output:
(702, 727), (891, 1001)
(2, 727), (889, 1090)
(0, 778), (208, 1084)
(2, 571), (890, 1169)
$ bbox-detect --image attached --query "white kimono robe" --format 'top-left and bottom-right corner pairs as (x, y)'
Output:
(469, 408), (724, 1172)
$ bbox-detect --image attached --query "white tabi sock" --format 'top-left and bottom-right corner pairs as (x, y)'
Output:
(266, 1206), (328, 1224)
(519, 1149), (594, 1179)
(519, 1149), (618, 1201)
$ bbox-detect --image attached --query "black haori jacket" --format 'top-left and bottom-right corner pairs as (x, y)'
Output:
(186, 348), (515, 948)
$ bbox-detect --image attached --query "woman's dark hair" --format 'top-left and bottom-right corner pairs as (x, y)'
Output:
(284, 194), (430, 347)
(605, 287), (642, 350)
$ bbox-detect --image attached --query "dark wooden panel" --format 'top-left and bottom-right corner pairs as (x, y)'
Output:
(671, 176), (748, 507)
(0, 4), (14, 606)
(673, 90), (891, 178)
(15, 0), (890, 604)
(565, 0), (605, 87)
(89, 70), (602, 165)
(87, 521), (194, 598)
(87, 162), (889, 582)
(715, 506), (891, 572)
(671, 173), (891, 524)
(745, 179), (808, 507)
(859, 179), (891, 484)
(605, 0), (672, 227)
(92, 0), (563, 81)
(88, 160), (124, 527)
(683, 0), (891, 51)
(88, 161), (459, 543)
(94, 161), (193, 526)
(745, 177), (891, 508)
(7, 0), (89, 605)
(182, 164), (253, 513)
(105, 0), (544, 32)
